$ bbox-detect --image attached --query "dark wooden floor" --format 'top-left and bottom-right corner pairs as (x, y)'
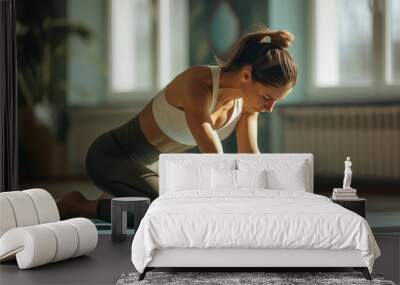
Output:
(1, 232), (398, 284)
(0, 234), (134, 285)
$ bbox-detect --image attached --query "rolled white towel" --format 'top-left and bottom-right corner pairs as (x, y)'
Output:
(0, 219), (98, 269)
(0, 195), (17, 237)
(64, 218), (98, 258)
(41, 221), (79, 262)
(0, 191), (39, 228)
(23, 188), (60, 224)
(0, 225), (57, 268)
(0, 189), (60, 239)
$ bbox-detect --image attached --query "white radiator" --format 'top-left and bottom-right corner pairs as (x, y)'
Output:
(279, 105), (400, 179)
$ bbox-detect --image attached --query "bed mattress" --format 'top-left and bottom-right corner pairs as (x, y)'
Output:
(131, 189), (380, 273)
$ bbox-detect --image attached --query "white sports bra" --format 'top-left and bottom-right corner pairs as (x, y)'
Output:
(152, 65), (243, 146)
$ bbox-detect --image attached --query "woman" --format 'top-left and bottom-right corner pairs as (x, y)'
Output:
(57, 26), (297, 222)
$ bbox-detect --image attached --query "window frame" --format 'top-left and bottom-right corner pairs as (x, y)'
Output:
(307, 0), (400, 102)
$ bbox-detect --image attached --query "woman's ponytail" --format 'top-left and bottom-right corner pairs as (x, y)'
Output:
(215, 24), (297, 87)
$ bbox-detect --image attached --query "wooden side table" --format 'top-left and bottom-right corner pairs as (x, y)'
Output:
(111, 197), (150, 242)
(331, 197), (366, 218)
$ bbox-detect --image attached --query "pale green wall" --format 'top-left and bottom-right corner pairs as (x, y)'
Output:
(65, 0), (306, 153)
(267, 0), (308, 152)
(189, 0), (270, 153)
(66, 0), (308, 106)
(67, 0), (108, 106)
(268, 0), (308, 104)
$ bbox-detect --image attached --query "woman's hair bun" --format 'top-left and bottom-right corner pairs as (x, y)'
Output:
(267, 30), (295, 49)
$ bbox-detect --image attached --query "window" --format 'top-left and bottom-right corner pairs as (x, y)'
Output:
(110, 0), (154, 93)
(386, 0), (400, 84)
(310, 0), (400, 98)
(109, 0), (189, 100)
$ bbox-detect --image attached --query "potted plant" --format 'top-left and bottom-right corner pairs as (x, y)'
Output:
(17, 13), (92, 179)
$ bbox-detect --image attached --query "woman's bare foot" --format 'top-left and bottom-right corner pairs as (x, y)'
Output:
(57, 191), (99, 220)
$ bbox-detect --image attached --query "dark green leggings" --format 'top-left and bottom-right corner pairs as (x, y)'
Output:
(85, 115), (161, 223)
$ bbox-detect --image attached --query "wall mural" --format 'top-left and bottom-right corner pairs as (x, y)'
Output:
(189, 0), (269, 153)
(190, 0), (268, 65)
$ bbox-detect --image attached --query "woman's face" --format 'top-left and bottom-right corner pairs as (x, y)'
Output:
(239, 66), (294, 113)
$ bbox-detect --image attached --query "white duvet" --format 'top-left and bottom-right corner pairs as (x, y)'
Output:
(131, 189), (380, 273)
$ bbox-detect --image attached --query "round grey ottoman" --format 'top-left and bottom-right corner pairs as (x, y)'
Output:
(111, 197), (150, 242)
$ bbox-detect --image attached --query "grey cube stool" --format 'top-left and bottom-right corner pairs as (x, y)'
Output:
(111, 197), (150, 242)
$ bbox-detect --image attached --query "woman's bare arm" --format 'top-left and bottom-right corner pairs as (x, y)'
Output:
(183, 82), (223, 153)
(236, 109), (261, 153)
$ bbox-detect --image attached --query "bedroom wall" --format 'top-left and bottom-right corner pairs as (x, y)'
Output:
(66, 0), (272, 172)
(267, 0), (308, 154)
(67, 0), (108, 106)
(266, 0), (400, 231)
(268, 0), (307, 104)
(15, 1), (400, 281)
(64, 0), (308, 168)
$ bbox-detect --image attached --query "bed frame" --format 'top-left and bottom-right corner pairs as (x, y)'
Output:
(140, 248), (371, 280)
(138, 154), (372, 281)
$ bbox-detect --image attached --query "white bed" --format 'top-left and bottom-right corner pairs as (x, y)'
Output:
(131, 154), (380, 281)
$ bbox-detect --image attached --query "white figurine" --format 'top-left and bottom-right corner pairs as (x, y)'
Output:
(342, 156), (353, 189)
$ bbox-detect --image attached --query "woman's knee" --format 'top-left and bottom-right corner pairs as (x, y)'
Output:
(107, 179), (158, 200)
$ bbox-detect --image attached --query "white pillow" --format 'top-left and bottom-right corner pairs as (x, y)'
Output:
(211, 168), (268, 191)
(210, 159), (237, 170)
(167, 162), (212, 191)
(237, 159), (308, 191)
(212, 168), (237, 190)
(266, 167), (306, 191)
(236, 169), (268, 189)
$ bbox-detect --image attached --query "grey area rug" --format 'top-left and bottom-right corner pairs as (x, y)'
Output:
(116, 271), (396, 285)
